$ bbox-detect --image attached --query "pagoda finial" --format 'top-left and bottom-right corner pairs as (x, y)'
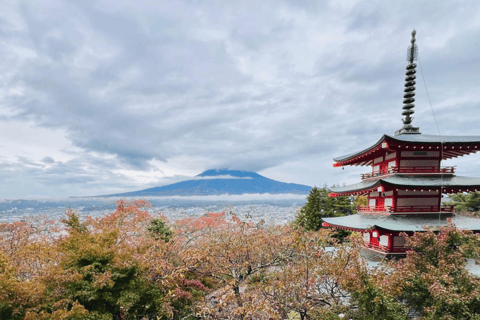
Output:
(395, 29), (421, 135)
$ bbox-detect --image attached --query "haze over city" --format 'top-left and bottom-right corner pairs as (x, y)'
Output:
(1, 0), (480, 198)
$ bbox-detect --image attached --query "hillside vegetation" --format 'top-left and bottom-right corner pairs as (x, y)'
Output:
(1, 200), (480, 319)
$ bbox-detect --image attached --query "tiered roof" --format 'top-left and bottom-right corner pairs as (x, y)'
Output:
(324, 30), (480, 233)
(333, 134), (480, 167)
(329, 175), (480, 196)
(323, 214), (480, 232)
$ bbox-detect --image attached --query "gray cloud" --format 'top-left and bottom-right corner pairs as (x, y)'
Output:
(41, 156), (55, 163)
(1, 0), (480, 197)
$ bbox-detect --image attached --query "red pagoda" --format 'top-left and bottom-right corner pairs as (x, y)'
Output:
(322, 30), (480, 255)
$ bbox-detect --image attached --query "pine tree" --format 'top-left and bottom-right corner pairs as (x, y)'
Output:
(446, 191), (480, 213)
(294, 186), (356, 231)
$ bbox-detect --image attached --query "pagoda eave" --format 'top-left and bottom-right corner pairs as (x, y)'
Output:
(323, 214), (480, 233)
(333, 134), (480, 167)
(328, 31), (480, 256)
(329, 175), (480, 197)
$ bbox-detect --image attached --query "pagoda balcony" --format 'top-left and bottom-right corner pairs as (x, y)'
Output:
(361, 166), (456, 180)
(393, 205), (455, 213)
(366, 243), (407, 254)
(358, 205), (455, 214)
(357, 206), (393, 214)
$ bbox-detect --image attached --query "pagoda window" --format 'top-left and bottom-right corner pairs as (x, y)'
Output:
(385, 152), (396, 160)
(363, 232), (370, 243)
(373, 165), (380, 173)
(399, 159), (440, 171)
(372, 231), (378, 238)
(385, 198), (393, 207)
(393, 236), (406, 247)
(374, 156), (384, 164)
(369, 198), (376, 207)
(379, 235), (389, 246)
(398, 189), (438, 196)
(401, 151), (440, 157)
(396, 197), (439, 207)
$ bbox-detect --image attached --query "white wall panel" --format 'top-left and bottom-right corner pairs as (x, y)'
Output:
(379, 235), (389, 246)
(363, 232), (370, 243)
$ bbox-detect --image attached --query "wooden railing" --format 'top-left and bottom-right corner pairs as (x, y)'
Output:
(358, 205), (455, 214)
(367, 243), (407, 253)
(357, 206), (392, 213)
(394, 205), (455, 213)
(361, 166), (455, 180)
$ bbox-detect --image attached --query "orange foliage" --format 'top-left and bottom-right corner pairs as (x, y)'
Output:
(3, 200), (480, 319)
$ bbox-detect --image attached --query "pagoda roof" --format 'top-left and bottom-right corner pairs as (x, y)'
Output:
(323, 214), (480, 232)
(329, 175), (480, 196)
(334, 134), (480, 166)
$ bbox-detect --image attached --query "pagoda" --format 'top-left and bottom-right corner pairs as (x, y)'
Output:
(322, 30), (480, 255)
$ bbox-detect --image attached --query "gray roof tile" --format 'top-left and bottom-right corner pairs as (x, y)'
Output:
(323, 214), (480, 231)
(329, 175), (480, 193)
(334, 134), (480, 163)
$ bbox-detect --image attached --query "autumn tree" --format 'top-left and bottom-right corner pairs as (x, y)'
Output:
(384, 222), (480, 319)
(172, 212), (299, 319)
(250, 230), (357, 319)
(0, 201), (204, 319)
(354, 195), (368, 207)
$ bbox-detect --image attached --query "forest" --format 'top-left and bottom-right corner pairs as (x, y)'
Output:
(1, 191), (480, 320)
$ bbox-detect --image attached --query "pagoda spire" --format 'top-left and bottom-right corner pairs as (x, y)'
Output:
(395, 29), (421, 135)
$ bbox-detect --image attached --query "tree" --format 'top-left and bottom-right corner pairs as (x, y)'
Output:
(446, 191), (480, 214)
(148, 218), (173, 242)
(294, 187), (356, 231)
(384, 222), (480, 319)
(173, 212), (299, 319)
(252, 230), (356, 320)
(0, 201), (203, 320)
(354, 195), (368, 207)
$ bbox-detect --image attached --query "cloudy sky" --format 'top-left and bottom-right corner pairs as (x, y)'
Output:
(1, 0), (480, 198)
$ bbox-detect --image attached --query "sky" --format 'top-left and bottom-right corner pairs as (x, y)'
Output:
(1, 0), (480, 198)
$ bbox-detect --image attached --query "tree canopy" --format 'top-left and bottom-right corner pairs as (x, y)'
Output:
(446, 191), (480, 214)
(2, 200), (480, 319)
(294, 186), (356, 231)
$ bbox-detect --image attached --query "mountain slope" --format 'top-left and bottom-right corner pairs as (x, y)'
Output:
(103, 169), (312, 197)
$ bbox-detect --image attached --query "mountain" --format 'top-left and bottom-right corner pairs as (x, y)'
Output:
(102, 169), (312, 197)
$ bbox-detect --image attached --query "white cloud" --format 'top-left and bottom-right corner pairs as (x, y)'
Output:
(191, 175), (253, 180)
(92, 193), (308, 201)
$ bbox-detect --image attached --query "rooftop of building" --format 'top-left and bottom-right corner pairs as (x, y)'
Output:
(333, 134), (480, 165)
(329, 174), (480, 195)
(323, 213), (480, 232)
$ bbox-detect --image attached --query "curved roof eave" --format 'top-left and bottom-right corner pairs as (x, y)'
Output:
(329, 175), (480, 195)
(323, 214), (480, 232)
(333, 134), (480, 165)
(329, 179), (380, 194)
(333, 135), (387, 163)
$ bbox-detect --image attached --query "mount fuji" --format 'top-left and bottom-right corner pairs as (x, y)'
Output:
(102, 169), (312, 197)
